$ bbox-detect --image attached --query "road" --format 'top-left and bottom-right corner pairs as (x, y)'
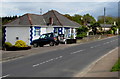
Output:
(2, 36), (119, 77)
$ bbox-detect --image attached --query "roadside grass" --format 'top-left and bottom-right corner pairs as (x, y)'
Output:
(111, 57), (120, 72)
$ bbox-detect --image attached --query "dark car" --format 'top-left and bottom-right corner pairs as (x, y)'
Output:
(58, 34), (67, 44)
(31, 33), (59, 47)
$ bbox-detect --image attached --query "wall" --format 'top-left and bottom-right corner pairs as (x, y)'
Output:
(41, 27), (46, 34)
(46, 27), (54, 33)
(6, 27), (30, 45)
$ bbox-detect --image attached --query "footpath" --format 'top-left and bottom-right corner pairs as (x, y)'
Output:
(75, 47), (119, 77)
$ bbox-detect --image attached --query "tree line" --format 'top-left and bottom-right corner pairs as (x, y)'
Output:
(1, 15), (18, 25)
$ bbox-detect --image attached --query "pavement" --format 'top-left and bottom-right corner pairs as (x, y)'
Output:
(2, 35), (118, 77)
(75, 47), (119, 77)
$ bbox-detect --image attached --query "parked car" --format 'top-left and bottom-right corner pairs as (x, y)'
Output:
(58, 34), (67, 44)
(31, 33), (59, 47)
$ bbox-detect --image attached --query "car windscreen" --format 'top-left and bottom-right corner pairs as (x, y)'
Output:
(39, 34), (47, 39)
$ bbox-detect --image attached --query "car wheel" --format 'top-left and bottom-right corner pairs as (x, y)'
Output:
(55, 42), (59, 46)
(49, 41), (54, 46)
(33, 43), (38, 47)
(39, 45), (44, 47)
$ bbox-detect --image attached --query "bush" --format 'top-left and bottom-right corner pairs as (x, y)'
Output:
(4, 42), (13, 47)
(107, 30), (114, 34)
(14, 40), (27, 48)
(77, 32), (87, 38)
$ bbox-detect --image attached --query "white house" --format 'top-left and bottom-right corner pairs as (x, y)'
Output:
(3, 10), (81, 45)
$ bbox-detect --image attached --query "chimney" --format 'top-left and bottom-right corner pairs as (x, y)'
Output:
(49, 17), (53, 25)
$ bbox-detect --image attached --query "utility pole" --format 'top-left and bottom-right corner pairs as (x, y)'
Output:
(104, 7), (106, 33)
(40, 8), (42, 15)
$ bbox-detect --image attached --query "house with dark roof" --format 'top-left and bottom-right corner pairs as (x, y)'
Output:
(100, 24), (113, 31)
(3, 10), (81, 45)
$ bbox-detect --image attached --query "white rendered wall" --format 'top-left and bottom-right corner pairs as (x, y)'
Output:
(41, 27), (46, 34)
(46, 27), (54, 33)
(73, 28), (76, 39)
(6, 27), (30, 45)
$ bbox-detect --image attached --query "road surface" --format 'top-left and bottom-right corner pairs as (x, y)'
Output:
(2, 36), (119, 77)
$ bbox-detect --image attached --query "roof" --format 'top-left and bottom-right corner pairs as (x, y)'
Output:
(100, 24), (112, 28)
(43, 10), (80, 27)
(87, 24), (112, 28)
(4, 10), (81, 28)
(4, 13), (46, 26)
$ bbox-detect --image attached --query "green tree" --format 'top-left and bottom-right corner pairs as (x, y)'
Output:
(111, 25), (118, 34)
(77, 26), (89, 37)
(82, 14), (96, 25)
(98, 16), (118, 25)
(90, 22), (101, 35)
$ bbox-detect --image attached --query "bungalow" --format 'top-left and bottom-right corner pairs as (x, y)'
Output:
(3, 10), (81, 45)
(100, 24), (112, 31)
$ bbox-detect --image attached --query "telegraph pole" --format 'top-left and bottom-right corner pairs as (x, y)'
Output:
(40, 8), (42, 15)
(104, 7), (106, 33)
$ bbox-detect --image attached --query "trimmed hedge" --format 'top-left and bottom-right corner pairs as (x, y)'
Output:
(4, 40), (31, 51)
(5, 46), (31, 51)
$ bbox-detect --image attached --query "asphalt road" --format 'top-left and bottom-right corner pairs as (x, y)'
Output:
(2, 36), (119, 77)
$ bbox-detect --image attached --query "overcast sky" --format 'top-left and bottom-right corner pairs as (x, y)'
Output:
(0, 0), (119, 19)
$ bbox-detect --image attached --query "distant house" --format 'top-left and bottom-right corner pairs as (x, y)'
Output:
(3, 10), (81, 45)
(100, 24), (113, 31)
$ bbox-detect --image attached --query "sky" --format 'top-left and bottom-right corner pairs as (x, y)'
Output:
(0, 0), (119, 20)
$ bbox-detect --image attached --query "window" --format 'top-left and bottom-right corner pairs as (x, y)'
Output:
(34, 27), (41, 36)
(40, 34), (47, 39)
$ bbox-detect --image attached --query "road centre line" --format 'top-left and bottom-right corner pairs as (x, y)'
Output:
(33, 56), (63, 67)
(71, 49), (85, 54)
(1, 74), (10, 78)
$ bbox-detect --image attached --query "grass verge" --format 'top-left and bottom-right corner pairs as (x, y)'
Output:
(111, 57), (120, 72)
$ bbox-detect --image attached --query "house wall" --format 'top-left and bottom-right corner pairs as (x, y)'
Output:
(46, 27), (54, 33)
(6, 27), (30, 45)
(102, 28), (111, 31)
(41, 27), (46, 34)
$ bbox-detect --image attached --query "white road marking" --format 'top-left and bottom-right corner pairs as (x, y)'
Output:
(33, 56), (63, 67)
(71, 50), (85, 54)
(75, 47), (118, 77)
(1, 74), (10, 78)
(33, 64), (39, 67)
(90, 47), (94, 48)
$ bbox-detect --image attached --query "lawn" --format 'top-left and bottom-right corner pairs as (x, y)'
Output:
(111, 57), (120, 72)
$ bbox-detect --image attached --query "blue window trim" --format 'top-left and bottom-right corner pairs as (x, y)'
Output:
(54, 27), (63, 34)
(30, 26), (33, 43)
(34, 27), (41, 36)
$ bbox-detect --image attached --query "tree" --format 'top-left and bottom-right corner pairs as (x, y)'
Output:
(98, 16), (118, 25)
(111, 25), (118, 34)
(82, 14), (96, 25)
(90, 22), (101, 35)
(76, 25), (89, 38)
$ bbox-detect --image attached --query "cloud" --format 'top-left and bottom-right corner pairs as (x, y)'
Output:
(1, 2), (118, 20)
(2, 0), (119, 2)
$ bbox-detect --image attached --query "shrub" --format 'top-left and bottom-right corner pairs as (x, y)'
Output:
(77, 32), (87, 38)
(107, 30), (114, 34)
(4, 42), (13, 47)
(14, 40), (27, 48)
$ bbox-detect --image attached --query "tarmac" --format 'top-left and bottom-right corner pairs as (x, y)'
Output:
(82, 47), (119, 77)
(1, 35), (119, 77)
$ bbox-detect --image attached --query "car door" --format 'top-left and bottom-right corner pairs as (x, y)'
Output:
(39, 34), (48, 45)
